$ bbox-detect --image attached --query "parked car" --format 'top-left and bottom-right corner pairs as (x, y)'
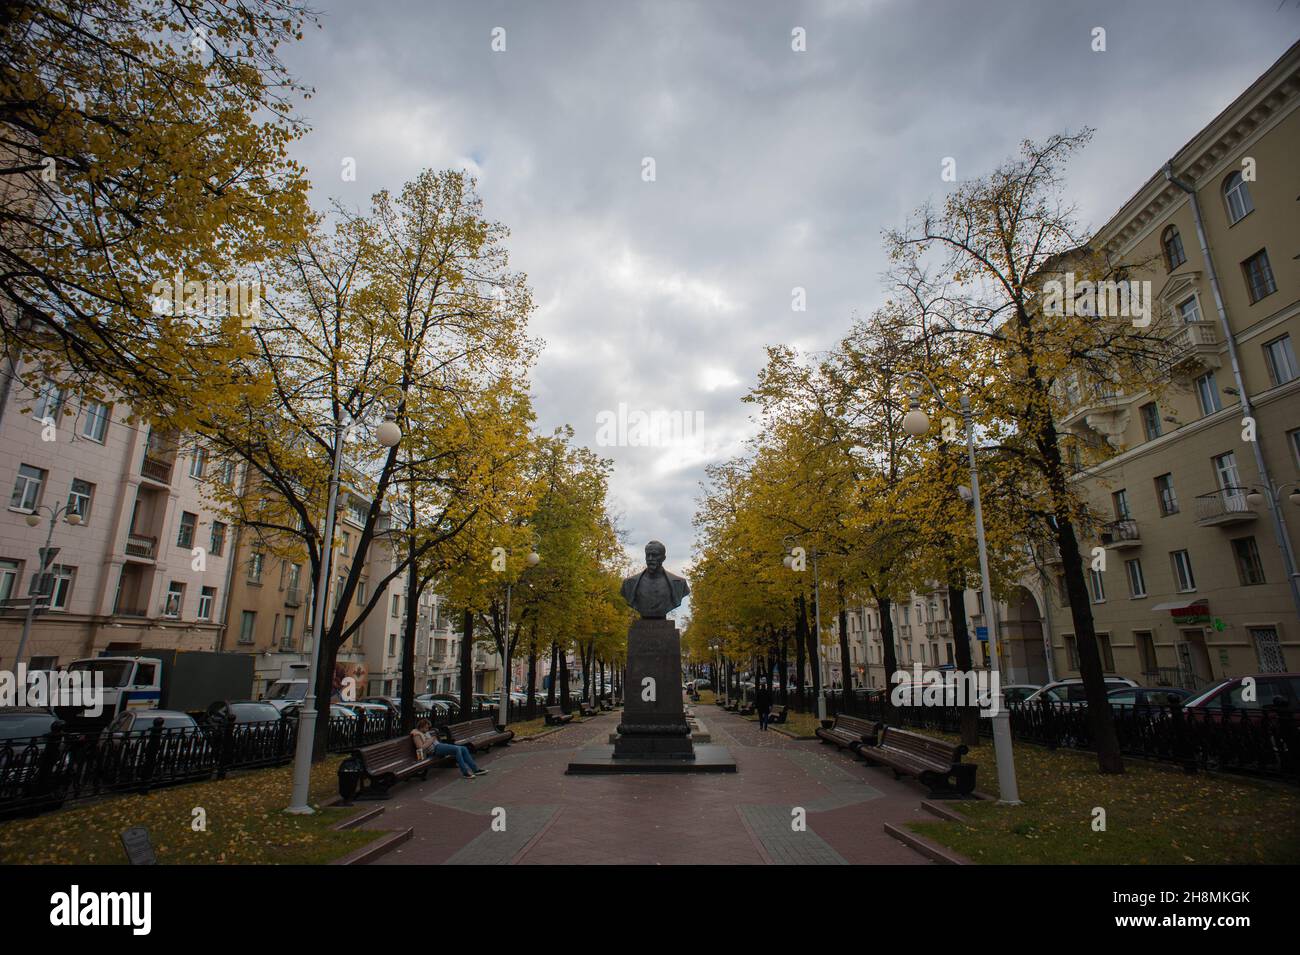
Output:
(107, 709), (200, 734)
(205, 700), (283, 725)
(1000, 685), (1041, 706)
(1182, 673), (1300, 720)
(1107, 686), (1194, 713)
(281, 703), (357, 722)
(0, 707), (58, 744)
(1023, 677), (1139, 706)
(339, 701), (393, 723)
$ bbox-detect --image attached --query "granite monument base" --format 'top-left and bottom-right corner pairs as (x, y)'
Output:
(566, 617), (735, 774)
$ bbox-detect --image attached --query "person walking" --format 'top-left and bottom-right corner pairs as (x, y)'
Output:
(756, 680), (774, 731)
(410, 718), (489, 779)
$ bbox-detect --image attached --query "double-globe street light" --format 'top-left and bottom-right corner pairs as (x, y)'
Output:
(287, 387), (404, 815)
(14, 502), (82, 669)
(900, 371), (1021, 805)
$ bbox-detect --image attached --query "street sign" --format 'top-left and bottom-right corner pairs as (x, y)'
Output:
(976, 626), (989, 642)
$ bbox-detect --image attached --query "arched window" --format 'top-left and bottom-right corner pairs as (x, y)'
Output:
(1223, 171), (1254, 224)
(1162, 225), (1186, 270)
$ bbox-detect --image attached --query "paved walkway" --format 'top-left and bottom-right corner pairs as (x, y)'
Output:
(358, 704), (936, 864)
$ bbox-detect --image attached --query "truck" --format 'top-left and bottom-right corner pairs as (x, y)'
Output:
(262, 661), (310, 712)
(54, 650), (256, 728)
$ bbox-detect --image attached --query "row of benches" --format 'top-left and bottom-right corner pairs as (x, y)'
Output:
(815, 714), (977, 797)
(341, 701), (619, 801)
(719, 699), (790, 724)
(337, 717), (514, 802)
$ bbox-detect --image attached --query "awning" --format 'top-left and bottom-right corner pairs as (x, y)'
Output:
(1150, 601), (1207, 613)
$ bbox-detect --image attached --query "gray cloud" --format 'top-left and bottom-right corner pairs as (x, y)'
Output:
(279, 0), (1296, 572)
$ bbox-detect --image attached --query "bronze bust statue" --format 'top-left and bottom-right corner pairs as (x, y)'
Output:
(621, 540), (690, 619)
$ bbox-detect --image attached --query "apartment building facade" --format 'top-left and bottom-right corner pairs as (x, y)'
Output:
(0, 366), (235, 668)
(1037, 41), (1300, 690)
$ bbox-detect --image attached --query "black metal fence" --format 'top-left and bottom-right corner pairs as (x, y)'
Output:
(810, 691), (1298, 783)
(0, 700), (521, 818)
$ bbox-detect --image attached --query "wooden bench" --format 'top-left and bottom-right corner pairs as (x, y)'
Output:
(579, 701), (598, 718)
(815, 714), (878, 752)
(544, 705), (573, 726)
(337, 736), (450, 802)
(738, 701), (756, 716)
(445, 717), (514, 753)
(598, 697), (614, 711)
(769, 705), (789, 725)
(861, 726), (976, 797)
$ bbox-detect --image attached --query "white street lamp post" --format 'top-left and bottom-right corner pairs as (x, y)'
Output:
(14, 504), (82, 669)
(902, 373), (1021, 805)
(496, 549), (539, 728)
(287, 399), (402, 815)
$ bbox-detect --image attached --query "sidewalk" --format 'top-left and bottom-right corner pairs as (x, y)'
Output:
(352, 705), (937, 865)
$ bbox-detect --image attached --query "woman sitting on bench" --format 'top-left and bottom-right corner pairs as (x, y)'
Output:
(411, 718), (489, 779)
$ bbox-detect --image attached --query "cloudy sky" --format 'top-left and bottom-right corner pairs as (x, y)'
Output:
(279, 0), (1297, 577)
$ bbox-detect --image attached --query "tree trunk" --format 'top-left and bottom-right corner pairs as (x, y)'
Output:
(948, 582), (980, 747)
(547, 641), (558, 705)
(526, 625), (538, 720)
(459, 609), (474, 718)
(310, 632), (340, 761)
(807, 587), (822, 709)
(399, 559), (418, 733)
(794, 596), (807, 711)
(877, 594), (897, 723)
(1056, 514), (1125, 773)
(778, 628), (789, 705)
(559, 647), (571, 711)
(837, 580), (851, 712)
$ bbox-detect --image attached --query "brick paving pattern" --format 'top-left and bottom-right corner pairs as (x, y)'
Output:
(359, 703), (936, 865)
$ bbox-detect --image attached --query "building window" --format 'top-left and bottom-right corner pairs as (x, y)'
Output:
(1291, 428), (1300, 469)
(1112, 489), (1130, 520)
(248, 552), (264, 583)
(1125, 559), (1146, 598)
(1171, 550), (1196, 592)
(388, 633), (397, 657)
(219, 459), (235, 485)
(1241, 249), (1276, 304)
(10, 464), (46, 512)
(197, 586), (216, 621)
(239, 610), (256, 644)
(1140, 402), (1161, 441)
(48, 566), (74, 611)
(1097, 633), (1115, 672)
(67, 479), (94, 522)
(210, 521), (226, 557)
(1136, 631), (1157, 677)
(177, 511), (197, 548)
(0, 559), (21, 603)
(1223, 170), (1254, 224)
(1250, 627), (1286, 673)
(1263, 334), (1297, 386)
(288, 562), (301, 592)
(1231, 537), (1266, 586)
(189, 447), (207, 479)
(79, 400), (110, 443)
(334, 575), (346, 611)
(1155, 473), (1179, 516)
(391, 593), (401, 618)
(357, 579), (367, 606)
(1087, 568), (1106, 603)
(1064, 634), (1079, 671)
(163, 581), (184, 618)
(1175, 295), (1201, 325)
(1194, 371), (1222, 416)
(281, 614), (295, 648)
(1161, 226), (1186, 271)
(32, 380), (65, 422)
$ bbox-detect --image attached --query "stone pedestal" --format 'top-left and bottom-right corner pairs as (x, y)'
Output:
(566, 617), (735, 774)
(614, 618), (693, 759)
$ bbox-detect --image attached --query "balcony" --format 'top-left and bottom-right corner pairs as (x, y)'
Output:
(284, 587), (302, 608)
(1164, 321), (1220, 371)
(140, 455), (173, 485)
(1194, 487), (1257, 527)
(1100, 518), (1141, 550)
(924, 620), (951, 638)
(124, 534), (157, 560)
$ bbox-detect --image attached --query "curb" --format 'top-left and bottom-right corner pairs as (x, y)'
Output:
(332, 805), (385, 831)
(331, 826), (413, 866)
(920, 800), (966, 823)
(771, 727), (818, 741)
(882, 822), (970, 865)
